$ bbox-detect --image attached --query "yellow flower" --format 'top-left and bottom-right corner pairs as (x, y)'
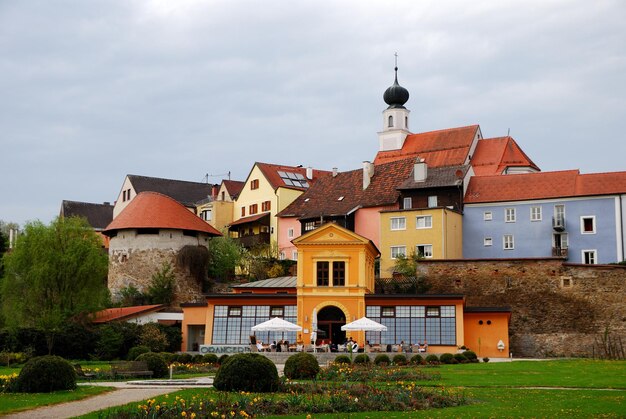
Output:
(191, 413), (197, 419)
(181, 412), (187, 417)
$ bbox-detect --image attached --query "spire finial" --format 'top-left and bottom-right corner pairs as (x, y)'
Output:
(394, 52), (398, 72)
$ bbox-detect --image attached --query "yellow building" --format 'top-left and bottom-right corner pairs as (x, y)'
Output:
(379, 207), (463, 276)
(181, 223), (510, 359)
(196, 180), (244, 233)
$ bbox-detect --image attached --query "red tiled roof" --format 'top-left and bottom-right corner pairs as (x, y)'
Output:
(278, 158), (416, 219)
(222, 180), (245, 199)
(374, 125), (479, 166)
(465, 170), (626, 203)
(103, 192), (222, 236)
(228, 212), (270, 227)
(472, 137), (540, 175)
(255, 162), (332, 191)
(92, 304), (164, 323)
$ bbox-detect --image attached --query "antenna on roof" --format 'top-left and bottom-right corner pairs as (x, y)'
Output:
(204, 171), (232, 181)
(507, 128), (510, 137)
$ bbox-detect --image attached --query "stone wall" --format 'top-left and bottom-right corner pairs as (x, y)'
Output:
(416, 259), (626, 357)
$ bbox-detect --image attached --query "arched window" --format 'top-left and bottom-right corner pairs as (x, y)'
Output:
(388, 115), (393, 128)
(405, 116), (408, 129)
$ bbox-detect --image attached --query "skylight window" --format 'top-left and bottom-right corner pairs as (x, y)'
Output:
(338, 196), (344, 201)
(278, 171), (309, 188)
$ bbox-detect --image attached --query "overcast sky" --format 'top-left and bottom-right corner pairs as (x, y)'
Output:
(1, 0), (625, 227)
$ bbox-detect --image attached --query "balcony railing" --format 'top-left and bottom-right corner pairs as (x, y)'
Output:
(235, 232), (270, 249)
(552, 215), (566, 231)
(552, 247), (569, 258)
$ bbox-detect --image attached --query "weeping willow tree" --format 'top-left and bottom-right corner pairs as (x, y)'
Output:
(1, 217), (109, 354)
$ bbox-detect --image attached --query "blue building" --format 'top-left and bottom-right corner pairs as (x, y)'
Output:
(463, 170), (626, 264)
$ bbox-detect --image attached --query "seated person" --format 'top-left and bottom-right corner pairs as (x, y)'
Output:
(270, 341), (277, 351)
(256, 341), (264, 352)
(417, 342), (426, 353)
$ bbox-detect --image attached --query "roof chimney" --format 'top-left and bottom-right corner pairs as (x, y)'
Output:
(363, 161), (375, 190)
(306, 166), (313, 180)
(332, 167), (338, 177)
(211, 184), (219, 198)
(414, 158), (427, 182)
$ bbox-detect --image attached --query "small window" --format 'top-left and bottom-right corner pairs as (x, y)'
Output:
(503, 234), (514, 250)
(426, 307), (440, 317)
(484, 237), (492, 246)
(581, 216), (596, 234)
(403, 197), (412, 209)
(390, 217), (406, 230)
(261, 201), (271, 212)
(221, 191), (225, 201)
(241, 207), (246, 217)
(201, 209), (212, 221)
(505, 208), (516, 223)
(292, 251), (298, 260)
(582, 250), (597, 264)
(270, 307), (284, 317)
(249, 204), (258, 215)
(484, 211), (493, 221)
(304, 221), (316, 231)
(317, 261), (329, 286)
(405, 116), (408, 129)
(333, 261), (345, 286)
(416, 215), (432, 229)
(279, 252), (285, 260)
(381, 307), (395, 317)
(416, 244), (433, 258)
(287, 228), (294, 238)
(251, 179), (259, 190)
(391, 246), (406, 259)
(530, 206), (542, 221)
(228, 307), (242, 317)
(388, 115), (393, 128)
(122, 190), (126, 201)
(428, 196), (438, 208)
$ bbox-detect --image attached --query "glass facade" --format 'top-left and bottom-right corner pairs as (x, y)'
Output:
(212, 305), (298, 345)
(365, 305), (456, 345)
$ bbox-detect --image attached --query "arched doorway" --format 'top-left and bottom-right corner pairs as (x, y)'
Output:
(317, 306), (346, 345)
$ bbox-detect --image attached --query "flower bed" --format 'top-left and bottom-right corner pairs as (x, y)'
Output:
(316, 363), (441, 382)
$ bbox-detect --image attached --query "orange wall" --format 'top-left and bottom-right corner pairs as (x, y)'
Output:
(463, 313), (510, 358)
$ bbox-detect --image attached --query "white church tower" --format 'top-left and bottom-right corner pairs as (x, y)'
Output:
(377, 62), (411, 151)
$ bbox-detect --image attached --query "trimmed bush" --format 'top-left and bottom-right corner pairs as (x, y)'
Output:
(127, 345), (150, 361)
(463, 350), (478, 362)
(159, 352), (176, 364)
(334, 355), (351, 364)
(192, 354), (205, 364)
(425, 354), (439, 364)
(213, 353), (279, 392)
(284, 352), (320, 380)
(136, 352), (168, 378)
(410, 354), (423, 364)
(353, 354), (370, 365)
(177, 353), (193, 364)
(218, 354), (229, 365)
(483, 357), (490, 363)
(393, 354), (408, 365)
(14, 355), (76, 393)
(439, 353), (455, 364)
(449, 357), (459, 364)
(454, 353), (468, 363)
(374, 354), (391, 365)
(203, 353), (219, 364)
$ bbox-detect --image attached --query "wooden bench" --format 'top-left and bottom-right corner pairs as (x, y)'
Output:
(110, 361), (154, 379)
(74, 364), (96, 382)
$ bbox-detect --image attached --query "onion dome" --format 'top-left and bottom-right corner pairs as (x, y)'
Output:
(383, 66), (409, 109)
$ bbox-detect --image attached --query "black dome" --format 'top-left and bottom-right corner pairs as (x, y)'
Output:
(383, 67), (409, 109)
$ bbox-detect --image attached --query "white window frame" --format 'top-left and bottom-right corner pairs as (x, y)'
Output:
(505, 208), (516, 223)
(582, 249), (597, 264)
(484, 237), (493, 246)
(390, 217), (406, 231)
(580, 216), (596, 234)
(530, 206), (542, 222)
(287, 228), (294, 238)
(279, 252), (286, 260)
(416, 244), (433, 258)
(292, 251), (298, 261)
(391, 246), (406, 259)
(415, 215), (433, 229)
(503, 234), (514, 250)
(483, 211), (493, 221)
(403, 197), (412, 209)
(428, 196), (438, 208)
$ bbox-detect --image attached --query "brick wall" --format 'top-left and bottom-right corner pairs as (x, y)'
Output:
(417, 259), (626, 357)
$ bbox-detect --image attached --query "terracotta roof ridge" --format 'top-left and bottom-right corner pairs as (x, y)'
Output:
(407, 124), (479, 136)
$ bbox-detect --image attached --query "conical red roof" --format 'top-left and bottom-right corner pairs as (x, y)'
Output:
(104, 192), (221, 236)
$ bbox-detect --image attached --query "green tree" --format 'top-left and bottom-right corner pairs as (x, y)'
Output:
(207, 236), (244, 281)
(147, 262), (175, 305)
(1, 217), (109, 354)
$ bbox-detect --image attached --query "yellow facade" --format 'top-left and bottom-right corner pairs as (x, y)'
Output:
(379, 208), (463, 276)
(196, 200), (234, 233)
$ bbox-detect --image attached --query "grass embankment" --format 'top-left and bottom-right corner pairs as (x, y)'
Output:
(0, 386), (114, 415)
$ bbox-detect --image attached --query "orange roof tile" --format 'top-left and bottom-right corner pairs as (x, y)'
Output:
(374, 125), (479, 166)
(472, 137), (540, 175)
(255, 162), (332, 191)
(104, 192), (222, 236)
(92, 304), (164, 323)
(465, 170), (626, 203)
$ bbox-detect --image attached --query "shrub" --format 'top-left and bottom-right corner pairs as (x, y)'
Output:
(203, 353), (219, 364)
(213, 353), (279, 392)
(439, 353), (455, 364)
(136, 352), (168, 378)
(192, 354), (205, 364)
(218, 354), (229, 365)
(449, 357), (459, 364)
(284, 352), (320, 379)
(159, 352), (176, 364)
(463, 350), (478, 362)
(0, 351), (30, 366)
(353, 354), (370, 365)
(14, 355), (76, 393)
(177, 353), (193, 364)
(410, 354), (423, 364)
(139, 323), (168, 353)
(334, 355), (351, 364)
(374, 354), (391, 365)
(454, 353), (468, 363)
(393, 354), (408, 365)
(425, 354), (439, 364)
(127, 346), (150, 361)
(54, 322), (98, 360)
(483, 357), (490, 363)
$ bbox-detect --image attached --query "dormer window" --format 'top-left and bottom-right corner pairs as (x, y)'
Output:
(388, 115), (394, 127)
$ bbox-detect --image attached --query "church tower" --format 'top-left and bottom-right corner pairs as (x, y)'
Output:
(377, 62), (411, 151)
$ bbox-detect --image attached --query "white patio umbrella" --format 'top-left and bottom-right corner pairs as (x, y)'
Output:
(251, 317), (302, 332)
(341, 316), (387, 332)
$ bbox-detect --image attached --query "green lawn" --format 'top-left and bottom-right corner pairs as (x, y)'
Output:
(0, 386), (115, 415)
